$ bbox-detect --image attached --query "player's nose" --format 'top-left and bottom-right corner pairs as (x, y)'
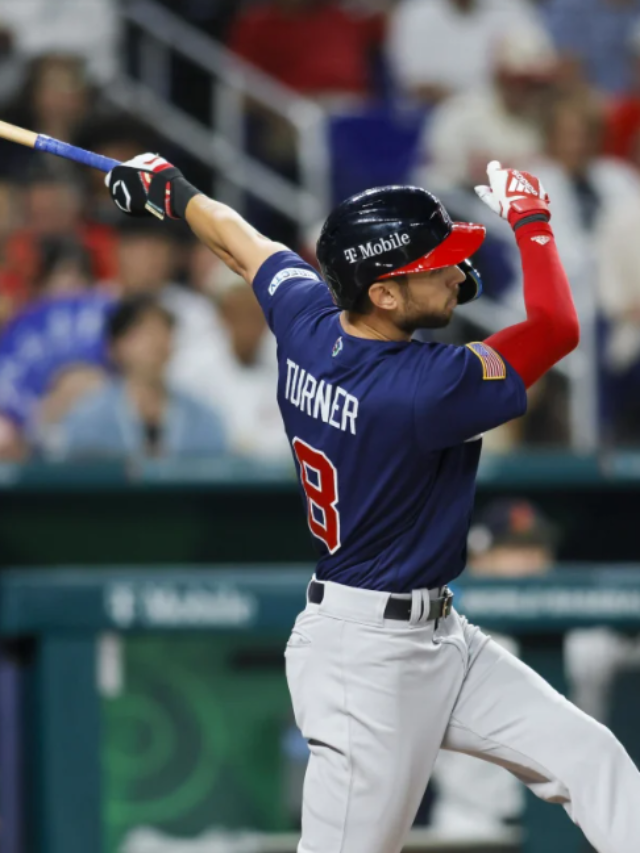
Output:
(450, 265), (466, 290)
(452, 265), (466, 285)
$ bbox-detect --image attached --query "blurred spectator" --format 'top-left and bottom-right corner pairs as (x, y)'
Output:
(532, 96), (640, 290)
(0, 170), (118, 320)
(188, 241), (228, 298)
(208, 271), (290, 462)
(416, 25), (556, 192)
(228, 0), (384, 102)
(0, 0), (118, 82)
(59, 295), (226, 459)
(36, 363), (108, 452)
(109, 221), (228, 410)
(466, 498), (557, 577)
(0, 54), (97, 180)
(0, 22), (25, 108)
(595, 195), (640, 440)
(387, 0), (543, 104)
(543, 0), (640, 95)
(603, 19), (640, 164)
(0, 289), (113, 459)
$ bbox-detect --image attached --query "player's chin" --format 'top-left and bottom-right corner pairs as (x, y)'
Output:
(431, 302), (457, 327)
(416, 311), (452, 330)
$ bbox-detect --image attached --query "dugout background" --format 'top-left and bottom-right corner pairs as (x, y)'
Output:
(2, 456), (640, 853)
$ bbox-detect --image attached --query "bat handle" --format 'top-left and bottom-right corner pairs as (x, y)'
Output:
(34, 135), (120, 173)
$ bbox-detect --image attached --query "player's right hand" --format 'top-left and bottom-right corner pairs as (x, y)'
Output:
(106, 153), (200, 221)
(474, 161), (550, 230)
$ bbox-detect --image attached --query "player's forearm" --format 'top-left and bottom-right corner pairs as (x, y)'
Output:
(105, 155), (286, 281)
(485, 221), (580, 388)
(185, 195), (286, 282)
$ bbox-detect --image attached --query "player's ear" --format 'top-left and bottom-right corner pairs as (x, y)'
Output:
(368, 280), (400, 312)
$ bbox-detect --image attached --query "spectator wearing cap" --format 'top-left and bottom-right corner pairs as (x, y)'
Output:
(388, 0), (543, 105)
(415, 25), (557, 193)
(467, 497), (557, 576)
(411, 25), (556, 316)
(544, 0), (640, 95)
(532, 96), (640, 317)
(58, 294), (227, 459)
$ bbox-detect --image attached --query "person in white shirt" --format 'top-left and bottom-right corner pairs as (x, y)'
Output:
(415, 25), (557, 193)
(387, 0), (543, 104)
(207, 269), (291, 463)
(0, 0), (118, 82)
(594, 195), (640, 439)
(532, 96), (640, 292)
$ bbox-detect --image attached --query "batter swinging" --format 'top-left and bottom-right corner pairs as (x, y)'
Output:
(106, 155), (640, 853)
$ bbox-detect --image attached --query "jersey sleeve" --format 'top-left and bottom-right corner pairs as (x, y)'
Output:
(252, 250), (334, 339)
(413, 342), (527, 451)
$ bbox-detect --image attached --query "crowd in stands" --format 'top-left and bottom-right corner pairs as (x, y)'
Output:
(1, 0), (640, 462)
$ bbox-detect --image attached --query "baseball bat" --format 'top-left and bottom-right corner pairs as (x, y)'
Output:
(0, 120), (120, 173)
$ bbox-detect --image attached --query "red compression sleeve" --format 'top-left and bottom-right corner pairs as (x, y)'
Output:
(484, 220), (580, 389)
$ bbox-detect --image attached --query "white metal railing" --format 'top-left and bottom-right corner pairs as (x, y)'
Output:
(112, 0), (330, 236)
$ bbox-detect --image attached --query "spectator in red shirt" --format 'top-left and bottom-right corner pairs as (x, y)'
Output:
(228, 0), (383, 102)
(0, 171), (118, 322)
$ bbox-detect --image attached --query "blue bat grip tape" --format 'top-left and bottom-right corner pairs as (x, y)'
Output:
(34, 135), (120, 173)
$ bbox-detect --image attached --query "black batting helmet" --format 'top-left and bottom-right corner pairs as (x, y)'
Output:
(316, 186), (486, 311)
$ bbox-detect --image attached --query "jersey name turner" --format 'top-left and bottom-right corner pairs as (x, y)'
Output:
(285, 358), (359, 435)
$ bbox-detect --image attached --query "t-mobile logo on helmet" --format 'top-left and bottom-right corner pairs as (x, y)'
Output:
(344, 232), (410, 263)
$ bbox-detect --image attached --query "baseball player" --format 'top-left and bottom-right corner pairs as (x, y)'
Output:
(106, 155), (640, 852)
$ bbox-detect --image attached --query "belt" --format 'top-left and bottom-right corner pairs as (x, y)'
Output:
(308, 580), (454, 622)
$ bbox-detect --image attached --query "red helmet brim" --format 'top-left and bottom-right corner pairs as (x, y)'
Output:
(377, 222), (486, 280)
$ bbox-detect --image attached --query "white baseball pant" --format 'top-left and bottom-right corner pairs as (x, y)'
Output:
(285, 579), (640, 853)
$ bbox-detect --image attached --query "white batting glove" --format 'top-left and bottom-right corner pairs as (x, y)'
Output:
(474, 161), (551, 230)
(105, 153), (200, 220)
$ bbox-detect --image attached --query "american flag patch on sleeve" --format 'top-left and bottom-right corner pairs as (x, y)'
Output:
(466, 342), (506, 380)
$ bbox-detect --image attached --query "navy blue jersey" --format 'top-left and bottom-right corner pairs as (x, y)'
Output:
(254, 251), (527, 592)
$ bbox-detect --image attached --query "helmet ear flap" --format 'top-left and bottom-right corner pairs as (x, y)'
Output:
(457, 259), (483, 305)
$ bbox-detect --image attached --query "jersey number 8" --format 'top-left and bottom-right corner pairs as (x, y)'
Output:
(292, 437), (341, 554)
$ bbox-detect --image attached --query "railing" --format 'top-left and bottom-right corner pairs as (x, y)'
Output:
(112, 0), (330, 237)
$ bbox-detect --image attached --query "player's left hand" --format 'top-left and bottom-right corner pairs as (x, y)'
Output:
(474, 160), (550, 230)
(106, 153), (200, 221)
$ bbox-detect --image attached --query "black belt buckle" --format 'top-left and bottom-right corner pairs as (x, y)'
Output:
(441, 587), (454, 619)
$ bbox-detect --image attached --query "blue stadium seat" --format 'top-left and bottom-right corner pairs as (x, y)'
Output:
(328, 106), (430, 205)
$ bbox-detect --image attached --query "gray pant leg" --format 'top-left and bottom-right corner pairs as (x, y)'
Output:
(286, 609), (466, 853)
(441, 623), (640, 853)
